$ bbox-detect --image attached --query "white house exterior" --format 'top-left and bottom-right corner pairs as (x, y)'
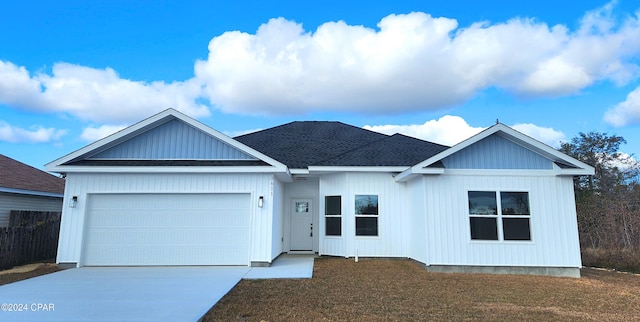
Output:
(46, 109), (593, 277)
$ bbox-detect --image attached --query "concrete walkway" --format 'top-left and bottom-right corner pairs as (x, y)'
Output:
(0, 255), (314, 322)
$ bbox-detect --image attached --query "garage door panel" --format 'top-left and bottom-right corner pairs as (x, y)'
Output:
(83, 193), (250, 266)
(87, 228), (249, 245)
(87, 210), (249, 228)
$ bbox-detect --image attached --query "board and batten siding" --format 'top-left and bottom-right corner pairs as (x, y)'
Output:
(442, 134), (553, 169)
(0, 193), (63, 227)
(90, 118), (255, 160)
(422, 174), (581, 267)
(271, 179), (284, 259)
(406, 177), (428, 264)
(319, 173), (409, 258)
(57, 172), (276, 266)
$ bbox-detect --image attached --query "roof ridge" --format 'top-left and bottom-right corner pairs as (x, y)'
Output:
(388, 133), (450, 149)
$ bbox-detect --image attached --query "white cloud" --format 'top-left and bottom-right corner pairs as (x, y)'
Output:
(1, 3), (640, 122)
(511, 123), (566, 147)
(0, 60), (209, 123)
(195, 3), (640, 115)
(603, 85), (640, 127)
(364, 115), (565, 147)
(0, 121), (67, 143)
(364, 115), (484, 146)
(80, 124), (128, 141)
(39, 63), (210, 123)
(0, 61), (45, 108)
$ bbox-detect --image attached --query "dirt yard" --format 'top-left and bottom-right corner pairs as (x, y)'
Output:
(204, 257), (640, 321)
(3, 258), (639, 321)
(0, 262), (61, 286)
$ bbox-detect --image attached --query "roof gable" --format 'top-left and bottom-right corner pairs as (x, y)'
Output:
(441, 134), (553, 170)
(46, 109), (287, 173)
(0, 154), (65, 196)
(88, 118), (255, 161)
(396, 123), (595, 181)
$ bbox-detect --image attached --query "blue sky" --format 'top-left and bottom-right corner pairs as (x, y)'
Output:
(1, 0), (639, 170)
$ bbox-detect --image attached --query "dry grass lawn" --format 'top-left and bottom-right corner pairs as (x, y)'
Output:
(204, 257), (640, 321)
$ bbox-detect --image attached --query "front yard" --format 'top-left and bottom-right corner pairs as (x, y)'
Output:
(204, 257), (640, 321)
(3, 258), (639, 321)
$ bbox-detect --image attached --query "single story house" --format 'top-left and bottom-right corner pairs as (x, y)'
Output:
(0, 154), (66, 227)
(46, 109), (594, 277)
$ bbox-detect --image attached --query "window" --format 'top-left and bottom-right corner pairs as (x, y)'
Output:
(355, 195), (378, 236)
(325, 196), (341, 236)
(468, 191), (531, 241)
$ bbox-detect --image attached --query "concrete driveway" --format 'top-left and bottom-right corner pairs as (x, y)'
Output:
(0, 255), (314, 322)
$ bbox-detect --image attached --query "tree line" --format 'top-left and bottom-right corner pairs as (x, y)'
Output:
(559, 132), (640, 271)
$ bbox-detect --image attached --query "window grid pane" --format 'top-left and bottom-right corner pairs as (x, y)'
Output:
(325, 217), (342, 236)
(355, 195), (378, 215)
(356, 217), (378, 236)
(500, 192), (530, 216)
(503, 218), (531, 240)
(470, 217), (498, 240)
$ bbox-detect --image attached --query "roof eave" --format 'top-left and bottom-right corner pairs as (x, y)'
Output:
(46, 108), (288, 172)
(0, 187), (64, 198)
(46, 165), (289, 174)
(308, 166), (409, 174)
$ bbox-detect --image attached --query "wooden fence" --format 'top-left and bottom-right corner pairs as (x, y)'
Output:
(0, 211), (61, 270)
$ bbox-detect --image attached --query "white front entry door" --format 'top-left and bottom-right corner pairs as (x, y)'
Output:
(290, 199), (313, 251)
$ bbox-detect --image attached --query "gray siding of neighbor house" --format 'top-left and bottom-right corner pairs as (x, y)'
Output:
(0, 192), (63, 227)
(442, 134), (553, 169)
(90, 118), (256, 160)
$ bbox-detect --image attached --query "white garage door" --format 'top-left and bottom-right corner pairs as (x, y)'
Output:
(82, 193), (250, 266)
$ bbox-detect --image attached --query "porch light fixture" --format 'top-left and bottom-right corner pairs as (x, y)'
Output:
(69, 196), (78, 208)
(258, 196), (264, 208)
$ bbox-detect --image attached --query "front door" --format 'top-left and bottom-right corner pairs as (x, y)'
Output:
(290, 199), (313, 251)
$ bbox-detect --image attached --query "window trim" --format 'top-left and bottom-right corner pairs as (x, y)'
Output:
(468, 190), (532, 242)
(355, 194), (379, 237)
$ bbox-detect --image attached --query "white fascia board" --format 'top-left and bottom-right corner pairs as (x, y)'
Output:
(441, 168), (592, 177)
(290, 169), (310, 175)
(48, 165), (289, 174)
(394, 167), (444, 182)
(494, 125), (594, 173)
(174, 111), (287, 170)
(308, 166), (408, 173)
(46, 109), (177, 170)
(45, 108), (288, 172)
(406, 123), (595, 175)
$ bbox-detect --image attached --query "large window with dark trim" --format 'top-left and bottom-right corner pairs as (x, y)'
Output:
(325, 196), (342, 236)
(468, 191), (531, 241)
(355, 195), (378, 236)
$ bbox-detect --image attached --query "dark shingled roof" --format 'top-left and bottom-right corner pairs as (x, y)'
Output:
(0, 154), (65, 195)
(235, 121), (449, 168)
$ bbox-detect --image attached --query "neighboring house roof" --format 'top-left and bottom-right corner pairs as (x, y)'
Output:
(235, 122), (449, 168)
(0, 154), (65, 197)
